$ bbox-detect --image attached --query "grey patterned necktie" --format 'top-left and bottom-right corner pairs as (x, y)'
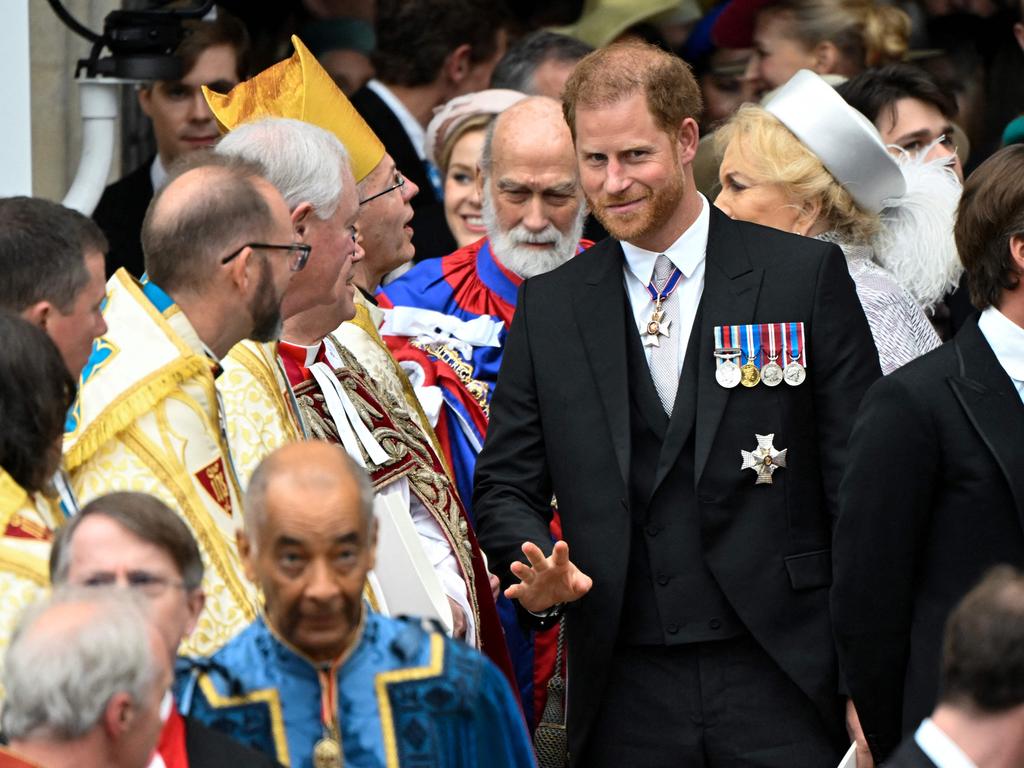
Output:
(649, 254), (680, 415)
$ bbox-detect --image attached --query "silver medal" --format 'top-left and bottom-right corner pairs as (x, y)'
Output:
(783, 361), (806, 386)
(761, 361), (784, 387)
(716, 359), (742, 388)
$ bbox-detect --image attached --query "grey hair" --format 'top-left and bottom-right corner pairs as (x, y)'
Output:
(50, 492), (204, 592)
(490, 30), (593, 95)
(216, 117), (351, 220)
(479, 117), (499, 177)
(243, 441), (375, 545)
(2, 586), (160, 741)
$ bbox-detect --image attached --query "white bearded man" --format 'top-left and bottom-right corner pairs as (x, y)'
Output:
(376, 96), (591, 517)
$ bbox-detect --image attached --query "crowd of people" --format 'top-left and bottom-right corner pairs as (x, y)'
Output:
(1, 0), (1023, 766)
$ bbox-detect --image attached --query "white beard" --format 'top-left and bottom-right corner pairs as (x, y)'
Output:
(482, 185), (587, 280)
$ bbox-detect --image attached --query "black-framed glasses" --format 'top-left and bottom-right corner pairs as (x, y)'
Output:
(81, 571), (187, 598)
(220, 242), (312, 272)
(359, 171), (406, 206)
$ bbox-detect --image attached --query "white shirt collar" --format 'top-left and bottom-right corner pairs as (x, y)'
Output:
(915, 718), (977, 768)
(621, 194), (710, 288)
(367, 79), (426, 161)
(977, 306), (1024, 384)
(150, 155), (169, 193)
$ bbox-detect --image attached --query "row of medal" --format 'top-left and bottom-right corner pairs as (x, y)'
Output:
(713, 322), (808, 389)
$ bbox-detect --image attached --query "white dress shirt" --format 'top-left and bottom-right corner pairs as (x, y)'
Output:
(978, 306), (1024, 405)
(914, 718), (977, 768)
(149, 154), (169, 194)
(621, 194), (710, 377)
(366, 79), (426, 160)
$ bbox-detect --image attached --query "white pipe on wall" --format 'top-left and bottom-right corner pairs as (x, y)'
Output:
(62, 78), (122, 215)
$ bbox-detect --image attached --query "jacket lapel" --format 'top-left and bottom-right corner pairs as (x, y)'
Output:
(694, 210), (764, 484)
(949, 316), (1024, 523)
(572, 240), (631, 487)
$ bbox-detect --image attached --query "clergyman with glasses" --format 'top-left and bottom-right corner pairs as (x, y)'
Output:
(49, 491), (282, 768)
(63, 152), (303, 656)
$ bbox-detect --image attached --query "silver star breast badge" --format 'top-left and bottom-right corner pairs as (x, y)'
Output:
(740, 433), (788, 485)
(643, 318), (672, 348)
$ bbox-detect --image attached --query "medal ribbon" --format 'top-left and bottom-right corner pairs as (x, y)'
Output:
(742, 324), (761, 367)
(318, 665), (343, 758)
(645, 265), (684, 304)
(787, 322), (807, 366)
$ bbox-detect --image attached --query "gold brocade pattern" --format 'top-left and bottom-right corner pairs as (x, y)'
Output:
(0, 470), (63, 700)
(408, 339), (491, 419)
(67, 278), (257, 656)
(339, 296), (452, 479)
(219, 340), (303, 487)
(294, 337), (481, 643)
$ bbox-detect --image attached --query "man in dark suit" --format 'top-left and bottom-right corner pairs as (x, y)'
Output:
(886, 566), (1024, 768)
(350, 0), (509, 262)
(473, 42), (881, 767)
(49, 492), (281, 768)
(833, 144), (1024, 764)
(92, 15), (248, 278)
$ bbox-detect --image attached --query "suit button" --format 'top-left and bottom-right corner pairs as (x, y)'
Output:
(646, 524), (659, 537)
(667, 624), (679, 635)
(657, 574), (669, 586)
(709, 618), (722, 630)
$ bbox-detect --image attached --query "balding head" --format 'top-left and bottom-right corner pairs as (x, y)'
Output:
(143, 156), (277, 295)
(239, 441), (376, 662)
(243, 441), (374, 542)
(477, 96), (586, 280)
(480, 96), (573, 178)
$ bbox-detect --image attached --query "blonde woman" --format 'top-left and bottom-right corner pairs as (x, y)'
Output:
(715, 70), (958, 374)
(424, 89), (526, 249)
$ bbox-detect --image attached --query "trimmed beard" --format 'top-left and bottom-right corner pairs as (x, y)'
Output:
(482, 185), (587, 280)
(586, 156), (687, 245)
(248, 256), (284, 343)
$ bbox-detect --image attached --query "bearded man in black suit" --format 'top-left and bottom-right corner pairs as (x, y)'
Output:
(473, 41), (881, 768)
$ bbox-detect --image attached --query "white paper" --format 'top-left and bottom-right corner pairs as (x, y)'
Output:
(837, 742), (858, 768)
(369, 481), (454, 634)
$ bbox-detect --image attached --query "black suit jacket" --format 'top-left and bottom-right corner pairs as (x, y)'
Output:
(92, 157), (155, 279)
(885, 736), (939, 768)
(350, 85), (457, 261)
(833, 315), (1024, 763)
(474, 208), (881, 762)
(183, 716), (283, 768)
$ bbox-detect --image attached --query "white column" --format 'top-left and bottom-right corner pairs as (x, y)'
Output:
(1, 0), (33, 196)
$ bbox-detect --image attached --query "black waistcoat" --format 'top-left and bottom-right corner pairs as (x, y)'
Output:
(618, 292), (744, 645)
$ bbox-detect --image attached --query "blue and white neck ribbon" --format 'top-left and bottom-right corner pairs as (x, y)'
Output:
(645, 266), (684, 304)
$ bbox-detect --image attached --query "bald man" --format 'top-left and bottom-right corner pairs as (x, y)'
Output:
(176, 441), (535, 768)
(64, 154), (302, 655)
(376, 96), (591, 723)
(1, 587), (172, 768)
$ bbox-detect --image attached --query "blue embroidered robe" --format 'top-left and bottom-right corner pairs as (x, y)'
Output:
(175, 612), (535, 768)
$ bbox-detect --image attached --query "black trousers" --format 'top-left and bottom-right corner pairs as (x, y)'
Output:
(577, 635), (844, 768)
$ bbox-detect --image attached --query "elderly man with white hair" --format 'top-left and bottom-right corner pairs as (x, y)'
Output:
(0, 586), (172, 768)
(377, 96), (591, 513)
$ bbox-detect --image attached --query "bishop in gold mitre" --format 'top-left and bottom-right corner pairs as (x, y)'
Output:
(203, 38), (515, 672)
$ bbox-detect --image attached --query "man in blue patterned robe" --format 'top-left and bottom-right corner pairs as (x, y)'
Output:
(175, 441), (534, 768)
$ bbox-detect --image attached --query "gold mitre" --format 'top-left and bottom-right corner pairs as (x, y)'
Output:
(202, 35), (385, 182)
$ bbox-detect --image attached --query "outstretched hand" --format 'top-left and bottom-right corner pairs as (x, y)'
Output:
(505, 540), (592, 614)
